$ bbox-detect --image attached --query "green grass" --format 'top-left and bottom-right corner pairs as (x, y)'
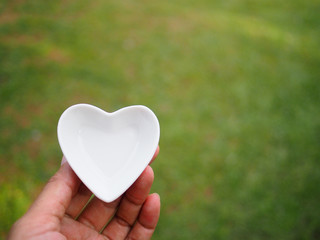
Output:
(1, 0), (320, 239)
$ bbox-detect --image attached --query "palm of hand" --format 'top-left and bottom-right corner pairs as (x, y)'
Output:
(8, 148), (160, 240)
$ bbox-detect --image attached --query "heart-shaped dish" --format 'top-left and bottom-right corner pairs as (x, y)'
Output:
(57, 104), (160, 202)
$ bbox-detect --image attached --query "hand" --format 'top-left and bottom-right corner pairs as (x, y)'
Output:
(8, 146), (160, 240)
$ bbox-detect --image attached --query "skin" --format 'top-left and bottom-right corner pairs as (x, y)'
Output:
(8, 146), (160, 240)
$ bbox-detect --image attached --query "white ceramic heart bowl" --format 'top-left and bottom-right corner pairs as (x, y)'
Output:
(57, 104), (160, 202)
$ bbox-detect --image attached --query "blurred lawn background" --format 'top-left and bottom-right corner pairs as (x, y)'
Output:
(1, 0), (320, 239)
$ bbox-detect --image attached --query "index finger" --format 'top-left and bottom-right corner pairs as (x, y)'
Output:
(28, 161), (81, 220)
(149, 146), (160, 165)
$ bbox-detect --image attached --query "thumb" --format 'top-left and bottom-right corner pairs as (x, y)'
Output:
(28, 158), (81, 220)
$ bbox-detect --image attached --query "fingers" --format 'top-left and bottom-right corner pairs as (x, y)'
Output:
(126, 193), (161, 240)
(28, 161), (81, 220)
(61, 194), (160, 240)
(77, 166), (154, 233)
(73, 146), (159, 231)
(150, 145), (160, 165)
(65, 183), (93, 219)
(76, 196), (121, 231)
(65, 145), (159, 220)
(61, 217), (106, 240)
(101, 166), (154, 238)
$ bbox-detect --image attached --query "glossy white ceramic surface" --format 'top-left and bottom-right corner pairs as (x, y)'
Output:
(57, 104), (160, 202)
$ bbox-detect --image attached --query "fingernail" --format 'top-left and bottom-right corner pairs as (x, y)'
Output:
(61, 156), (67, 166)
(153, 192), (160, 200)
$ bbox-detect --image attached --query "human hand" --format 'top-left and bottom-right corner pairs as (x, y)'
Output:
(8, 146), (160, 240)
